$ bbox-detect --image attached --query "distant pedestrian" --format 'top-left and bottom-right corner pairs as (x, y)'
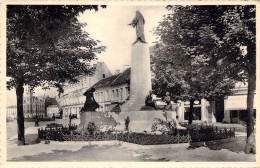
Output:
(125, 116), (130, 131)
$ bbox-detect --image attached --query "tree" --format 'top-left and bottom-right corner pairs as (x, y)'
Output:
(221, 6), (256, 153)
(153, 6), (235, 124)
(153, 5), (256, 153)
(7, 5), (106, 145)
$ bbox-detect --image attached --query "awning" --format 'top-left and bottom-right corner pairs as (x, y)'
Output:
(225, 95), (256, 110)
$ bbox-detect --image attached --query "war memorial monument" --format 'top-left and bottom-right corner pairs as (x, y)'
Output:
(78, 11), (183, 133)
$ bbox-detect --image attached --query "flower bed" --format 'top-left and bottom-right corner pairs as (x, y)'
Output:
(181, 124), (236, 142)
(117, 132), (190, 145)
(38, 128), (190, 144)
(38, 123), (235, 144)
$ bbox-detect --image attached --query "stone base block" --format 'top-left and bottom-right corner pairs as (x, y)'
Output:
(109, 110), (177, 133)
(78, 112), (118, 131)
(78, 110), (182, 133)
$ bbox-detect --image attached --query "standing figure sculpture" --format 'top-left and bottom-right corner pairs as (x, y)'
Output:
(80, 88), (100, 112)
(129, 10), (146, 44)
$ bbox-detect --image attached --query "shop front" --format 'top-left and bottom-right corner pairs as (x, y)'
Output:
(184, 100), (202, 121)
(223, 95), (256, 124)
(178, 99), (217, 124)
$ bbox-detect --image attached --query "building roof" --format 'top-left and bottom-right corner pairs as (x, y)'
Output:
(7, 105), (17, 108)
(92, 74), (120, 89)
(92, 68), (131, 89)
(111, 68), (130, 86)
(47, 105), (59, 108)
(45, 97), (58, 105)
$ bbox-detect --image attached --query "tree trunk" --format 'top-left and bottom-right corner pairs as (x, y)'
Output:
(16, 78), (25, 145)
(245, 71), (256, 154)
(188, 98), (194, 125)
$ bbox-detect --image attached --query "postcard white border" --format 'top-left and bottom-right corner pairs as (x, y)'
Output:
(0, 0), (259, 167)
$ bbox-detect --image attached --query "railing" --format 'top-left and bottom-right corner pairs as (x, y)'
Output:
(38, 128), (191, 145)
(61, 132), (116, 141)
(116, 132), (191, 145)
(38, 124), (235, 145)
(190, 127), (235, 142)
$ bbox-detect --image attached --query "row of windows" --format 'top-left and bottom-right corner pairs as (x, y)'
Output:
(60, 86), (130, 108)
(60, 96), (85, 106)
(62, 77), (96, 95)
(94, 87), (130, 103)
(7, 110), (17, 115)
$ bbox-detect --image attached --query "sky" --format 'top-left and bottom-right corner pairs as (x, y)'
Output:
(78, 5), (170, 73)
(6, 5), (170, 106)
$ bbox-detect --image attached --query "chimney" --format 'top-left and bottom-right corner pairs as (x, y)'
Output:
(115, 69), (120, 75)
(123, 65), (130, 71)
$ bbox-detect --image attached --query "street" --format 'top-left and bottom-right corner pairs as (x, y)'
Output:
(7, 120), (255, 162)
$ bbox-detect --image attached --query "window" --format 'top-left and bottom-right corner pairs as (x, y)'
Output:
(112, 90), (115, 100)
(101, 92), (103, 102)
(120, 88), (123, 100)
(96, 93), (99, 102)
(106, 90), (109, 101)
(116, 89), (119, 98)
(126, 87), (130, 98)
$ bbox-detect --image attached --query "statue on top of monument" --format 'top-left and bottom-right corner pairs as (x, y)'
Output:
(129, 10), (146, 44)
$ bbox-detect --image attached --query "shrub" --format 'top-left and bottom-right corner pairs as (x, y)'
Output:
(87, 122), (96, 135)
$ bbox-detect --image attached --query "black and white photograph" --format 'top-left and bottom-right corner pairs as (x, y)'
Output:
(1, 1), (258, 165)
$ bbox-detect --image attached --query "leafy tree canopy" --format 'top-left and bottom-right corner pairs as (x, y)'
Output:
(152, 5), (255, 102)
(152, 5), (256, 152)
(7, 5), (106, 92)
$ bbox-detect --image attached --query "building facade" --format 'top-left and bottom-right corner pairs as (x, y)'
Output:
(175, 99), (217, 124)
(6, 105), (17, 119)
(47, 105), (59, 117)
(23, 87), (46, 117)
(223, 82), (256, 124)
(91, 68), (218, 124)
(59, 62), (112, 118)
(23, 86), (58, 117)
(92, 68), (131, 112)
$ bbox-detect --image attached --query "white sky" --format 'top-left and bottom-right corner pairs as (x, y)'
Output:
(6, 5), (170, 106)
(78, 5), (169, 73)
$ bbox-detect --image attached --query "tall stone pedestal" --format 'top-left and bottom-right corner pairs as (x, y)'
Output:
(122, 42), (151, 111)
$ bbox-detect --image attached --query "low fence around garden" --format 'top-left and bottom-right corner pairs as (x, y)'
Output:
(189, 126), (236, 142)
(191, 128), (235, 142)
(38, 123), (235, 145)
(38, 129), (191, 145)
